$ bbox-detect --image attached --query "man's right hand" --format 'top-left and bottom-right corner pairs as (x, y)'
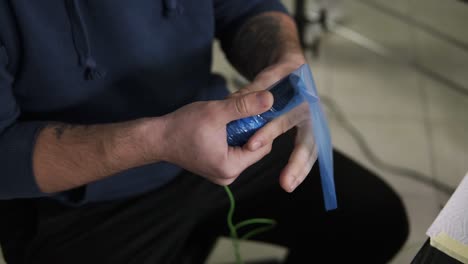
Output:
(33, 90), (273, 194)
(154, 91), (273, 185)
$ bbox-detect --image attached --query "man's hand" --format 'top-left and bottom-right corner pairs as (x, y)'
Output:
(231, 60), (318, 193)
(33, 90), (274, 193)
(222, 9), (316, 193)
(157, 91), (274, 185)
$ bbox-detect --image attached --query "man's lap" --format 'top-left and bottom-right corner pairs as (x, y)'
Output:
(1, 131), (409, 263)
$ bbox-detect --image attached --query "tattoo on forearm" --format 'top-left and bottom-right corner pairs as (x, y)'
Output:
(230, 14), (281, 80)
(228, 13), (301, 80)
(50, 123), (91, 140)
(53, 124), (77, 140)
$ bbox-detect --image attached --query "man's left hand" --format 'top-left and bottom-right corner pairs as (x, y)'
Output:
(230, 58), (318, 193)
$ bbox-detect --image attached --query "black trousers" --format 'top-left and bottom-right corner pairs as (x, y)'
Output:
(0, 131), (408, 263)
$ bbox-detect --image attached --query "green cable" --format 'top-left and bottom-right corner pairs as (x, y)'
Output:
(235, 218), (276, 230)
(240, 224), (276, 241)
(224, 186), (277, 264)
(224, 185), (242, 263)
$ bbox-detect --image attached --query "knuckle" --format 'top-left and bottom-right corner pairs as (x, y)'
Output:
(235, 97), (249, 115)
(241, 85), (255, 94)
(205, 101), (218, 113)
(203, 101), (215, 111)
(199, 103), (215, 119)
(229, 91), (241, 98)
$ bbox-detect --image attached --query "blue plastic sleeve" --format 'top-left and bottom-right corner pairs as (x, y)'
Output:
(226, 64), (337, 211)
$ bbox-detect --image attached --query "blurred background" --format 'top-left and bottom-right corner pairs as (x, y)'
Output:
(1, 1), (466, 263)
(208, 0), (468, 263)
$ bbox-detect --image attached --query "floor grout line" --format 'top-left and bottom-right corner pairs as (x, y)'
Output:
(408, 4), (446, 209)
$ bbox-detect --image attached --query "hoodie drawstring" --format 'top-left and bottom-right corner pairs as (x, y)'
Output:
(65, 0), (104, 80)
(64, 0), (180, 80)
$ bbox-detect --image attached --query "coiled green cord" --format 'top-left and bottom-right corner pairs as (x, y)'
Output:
(224, 186), (277, 264)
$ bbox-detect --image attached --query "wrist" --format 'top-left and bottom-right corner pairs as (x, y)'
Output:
(102, 117), (166, 172)
(133, 117), (167, 165)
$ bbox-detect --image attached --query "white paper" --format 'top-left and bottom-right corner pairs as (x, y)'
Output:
(427, 172), (468, 244)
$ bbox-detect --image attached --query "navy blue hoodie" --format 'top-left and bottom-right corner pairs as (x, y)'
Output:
(0, 0), (287, 204)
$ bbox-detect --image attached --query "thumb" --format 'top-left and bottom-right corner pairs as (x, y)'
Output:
(220, 90), (273, 122)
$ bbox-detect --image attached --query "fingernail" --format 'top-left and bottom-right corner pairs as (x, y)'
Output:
(289, 177), (299, 192)
(256, 92), (269, 108)
(251, 141), (262, 151)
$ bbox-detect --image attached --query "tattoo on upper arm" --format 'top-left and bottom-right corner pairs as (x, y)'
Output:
(230, 14), (283, 80)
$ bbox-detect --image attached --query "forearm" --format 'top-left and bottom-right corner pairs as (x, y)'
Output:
(227, 11), (305, 80)
(33, 118), (164, 193)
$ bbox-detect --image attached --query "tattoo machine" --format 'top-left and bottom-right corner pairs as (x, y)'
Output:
(226, 64), (337, 211)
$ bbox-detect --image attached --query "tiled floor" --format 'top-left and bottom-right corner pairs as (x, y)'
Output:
(208, 0), (468, 263)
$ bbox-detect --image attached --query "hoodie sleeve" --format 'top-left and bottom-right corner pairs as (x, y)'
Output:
(0, 2), (48, 199)
(0, 44), (48, 199)
(214, 0), (288, 50)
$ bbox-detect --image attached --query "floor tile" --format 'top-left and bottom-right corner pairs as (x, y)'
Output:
(389, 240), (426, 264)
(414, 29), (468, 92)
(423, 76), (468, 122)
(206, 237), (288, 264)
(322, 34), (424, 120)
(308, 54), (332, 98)
(327, 110), (433, 176)
(326, 111), (441, 263)
(411, 0), (468, 44)
(431, 121), (468, 188)
(341, 0), (413, 59)
(373, 0), (410, 15)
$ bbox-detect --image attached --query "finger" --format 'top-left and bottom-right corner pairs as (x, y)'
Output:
(246, 103), (309, 151)
(229, 66), (296, 98)
(227, 81), (267, 100)
(226, 143), (273, 178)
(228, 84), (258, 98)
(219, 90), (273, 122)
(253, 67), (291, 89)
(279, 144), (317, 193)
(279, 123), (317, 192)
